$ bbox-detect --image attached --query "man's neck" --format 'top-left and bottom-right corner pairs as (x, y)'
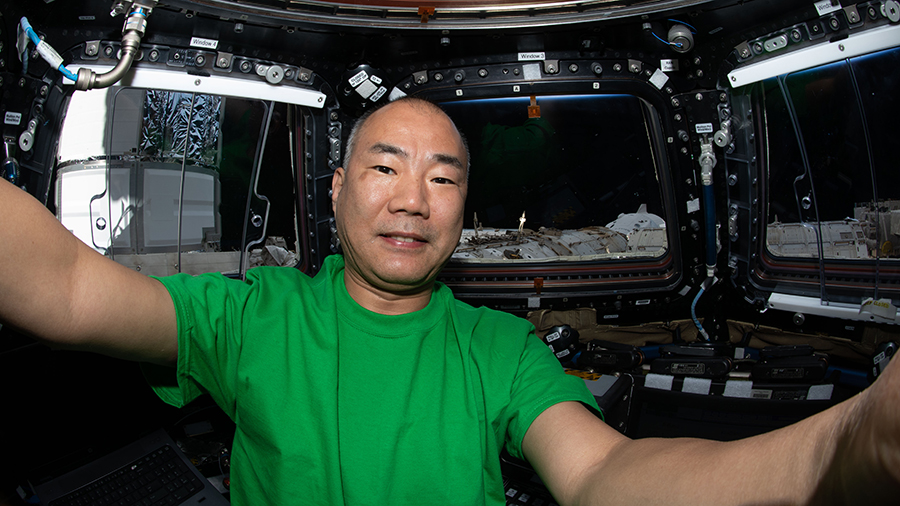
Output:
(342, 270), (434, 315)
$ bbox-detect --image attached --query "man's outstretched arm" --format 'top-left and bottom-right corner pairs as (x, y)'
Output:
(0, 178), (177, 365)
(524, 358), (900, 505)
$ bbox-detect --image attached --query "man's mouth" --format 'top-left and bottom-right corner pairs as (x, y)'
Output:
(382, 233), (425, 244)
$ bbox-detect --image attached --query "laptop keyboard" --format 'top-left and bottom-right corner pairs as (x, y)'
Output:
(48, 444), (204, 506)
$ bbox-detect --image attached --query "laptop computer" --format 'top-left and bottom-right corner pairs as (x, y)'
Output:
(33, 428), (231, 506)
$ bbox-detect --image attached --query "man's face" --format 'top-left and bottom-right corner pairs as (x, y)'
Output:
(332, 101), (468, 298)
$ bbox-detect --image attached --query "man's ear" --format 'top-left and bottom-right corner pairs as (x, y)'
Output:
(331, 167), (345, 212)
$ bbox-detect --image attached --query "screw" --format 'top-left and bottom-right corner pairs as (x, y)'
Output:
(674, 113), (682, 121)
(217, 57), (229, 68)
(195, 55), (205, 66)
(173, 52), (181, 60)
(613, 63), (622, 72)
(40, 85), (48, 97)
(433, 73), (443, 82)
(478, 68), (488, 77)
(672, 97), (681, 107)
(104, 46), (114, 57)
(696, 69), (704, 78)
(695, 93), (703, 101)
(149, 49), (159, 61)
(299, 72), (310, 82)
(568, 63), (578, 72)
(240, 61), (252, 73)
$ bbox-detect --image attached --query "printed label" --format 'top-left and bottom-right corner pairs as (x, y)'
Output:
(660, 59), (678, 72)
(860, 297), (897, 320)
(518, 52), (546, 61)
(544, 331), (561, 342)
(348, 70), (369, 88)
(751, 389), (773, 400)
(814, 0), (842, 16)
(4, 112), (22, 125)
(369, 75), (383, 85)
(190, 37), (219, 50)
(369, 86), (388, 102)
(695, 123), (714, 134)
(78, 16), (96, 21)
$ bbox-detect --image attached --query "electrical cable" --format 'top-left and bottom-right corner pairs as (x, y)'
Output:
(651, 32), (683, 49)
(20, 18), (78, 81)
(691, 284), (709, 341)
(668, 19), (698, 33)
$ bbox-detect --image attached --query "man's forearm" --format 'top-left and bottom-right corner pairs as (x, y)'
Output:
(578, 398), (851, 506)
(0, 178), (87, 339)
(0, 178), (178, 364)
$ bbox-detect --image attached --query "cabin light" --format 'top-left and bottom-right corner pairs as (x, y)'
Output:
(727, 23), (900, 87)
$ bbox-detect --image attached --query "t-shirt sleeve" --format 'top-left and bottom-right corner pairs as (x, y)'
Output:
(142, 272), (254, 418)
(504, 330), (600, 460)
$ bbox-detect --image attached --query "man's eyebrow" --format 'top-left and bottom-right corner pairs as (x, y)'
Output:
(433, 153), (464, 171)
(368, 142), (464, 171)
(369, 142), (408, 158)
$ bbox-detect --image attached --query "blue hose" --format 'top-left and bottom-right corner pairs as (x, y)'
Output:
(20, 17), (41, 45)
(20, 17), (78, 81)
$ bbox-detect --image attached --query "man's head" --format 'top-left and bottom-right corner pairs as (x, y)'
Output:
(331, 98), (469, 312)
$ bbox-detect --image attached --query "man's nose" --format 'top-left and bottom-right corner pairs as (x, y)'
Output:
(388, 175), (430, 218)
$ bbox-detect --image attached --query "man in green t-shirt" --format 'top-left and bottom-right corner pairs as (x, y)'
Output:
(1, 97), (899, 504)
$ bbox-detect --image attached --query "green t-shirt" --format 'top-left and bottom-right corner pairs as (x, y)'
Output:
(148, 254), (598, 505)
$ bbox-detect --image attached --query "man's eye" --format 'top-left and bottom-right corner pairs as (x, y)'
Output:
(374, 166), (395, 174)
(432, 177), (456, 185)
